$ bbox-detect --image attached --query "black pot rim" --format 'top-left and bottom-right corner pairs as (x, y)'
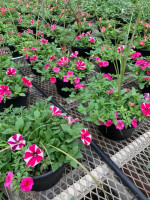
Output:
(135, 48), (150, 52)
(32, 164), (65, 180)
(3, 90), (29, 102)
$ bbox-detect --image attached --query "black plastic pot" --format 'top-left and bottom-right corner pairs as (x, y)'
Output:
(98, 124), (136, 141)
(100, 60), (120, 74)
(72, 47), (93, 58)
(17, 26), (25, 33)
(8, 45), (21, 58)
(31, 66), (42, 76)
(32, 164), (65, 191)
(55, 78), (74, 98)
(141, 84), (150, 94)
(135, 48), (150, 57)
(45, 35), (55, 43)
(0, 92), (28, 112)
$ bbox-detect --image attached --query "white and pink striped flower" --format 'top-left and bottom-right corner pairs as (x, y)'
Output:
(81, 129), (91, 145)
(24, 144), (43, 167)
(64, 115), (80, 126)
(70, 51), (78, 58)
(89, 37), (95, 43)
(22, 77), (32, 88)
(58, 57), (69, 66)
(6, 68), (16, 76)
(76, 60), (85, 70)
(49, 106), (63, 116)
(49, 54), (55, 61)
(51, 24), (57, 30)
(8, 134), (26, 151)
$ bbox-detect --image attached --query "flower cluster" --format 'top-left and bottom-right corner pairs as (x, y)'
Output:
(135, 59), (150, 70)
(131, 52), (141, 59)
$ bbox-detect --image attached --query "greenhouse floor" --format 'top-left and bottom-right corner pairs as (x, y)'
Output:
(1, 56), (150, 200)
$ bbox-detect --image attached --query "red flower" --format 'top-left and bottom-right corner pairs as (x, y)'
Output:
(22, 77), (32, 88)
(24, 144), (43, 167)
(106, 120), (113, 127)
(139, 41), (145, 45)
(49, 106), (63, 116)
(140, 103), (150, 117)
(81, 129), (91, 145)
(6, 68), (16, 76)
(76, 61), (85, 69)
(0, 85), (12, 96)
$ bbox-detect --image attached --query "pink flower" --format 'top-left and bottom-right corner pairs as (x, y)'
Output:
(96, 57), (100, 61)
(70, 51), (78, 58)
(144, 35), (148, 40)
(85, 31), (91, 36)
(98, 121), (105, 125)
(17, 32), (21, 36)
(0, 85), (12, 96)
(0, 95), (3, 103)
(24, 144), (43, 167)
(8, 134), (26, 151)
(74, 76), (80, 84)
(106, 120), (113, 127)
(53, 67), (60, 73)
(25, 54), (29, 59)
(131, 52), (141, 59)
(20, 177), (34, 192)
(117, 46), (125, 52)
(4, 172), (14, 189)
(140, 103), (150, 117)
(89, 37), (95, 43)
(106, 89), (114, 95)
(135, 59), (150, 70)
(6, 68), (16, 76)
(74, 83), (84, 90)
(76, 36), (81, 40)
(51, 25), (57, 30)
(139, 41), (145, 45)
(76, 60), (85, 70)
(81, 129), (91, 145)
(132, 118), (137, 128)
(50, 77), (56, 83)
(49, 106), (63, 116)
(115, 112), (118, 119)
(44, 63), (49, 69)
(30, 55), (37, 62)
(67, 71), (74, 77)
(101, 26), (106, 33)
(58, 57), (69, 66)
(98, 61), (109, 67)
(49, 54), (55, 61)
(22, 77), (32, 88)
(101, 74), (112, 80)
(64, 115), (80, 126)
(30, 19), (34, 25)
(40, 39), (48, 44)
(63, 75), (69, 82)
(116, 120), (125, 130)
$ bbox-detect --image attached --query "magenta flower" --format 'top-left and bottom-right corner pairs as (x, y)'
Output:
(81, 129), (92, 146)
(0, 95), (3, 103)
(131, 52), (141, 59)
(53, 67), (60, 73)
(8, 134), (26, 151)
(30, 19), (34, 25)
(4, 172), (14, 189)
(101, 26), (106, 32)
(117, 46), (125, 52)
(0, 85), (12, 96)
(132, 118), (137, 128)
(116, 120), (125, 130)
(98, 121), (105, 125)
(70, 51), (78, 58)
(96, 57), (100, 61)
(45, 63), (49, 69)
(85, 31), (91, 36)
(49, 54), (55, 61)
(20, 177), (34, 192)
(67, 71), (74, 77)
(76, 36), (81, 40)
(22, 77), (32, 88)
(63, 75), (69, 82)
(89, 37), (95, 43)
(40, 39), (48, 44)
(17, 32), (21, 36)
(76, 60), (85, 70)
(51, 24), (57, 30)
(140, 103), (150, 117)
(139, 41), (145, 45)
(24, 144), (43, 167)
(58, 57), (69, 66)
(64, 115), (80, 126)
(74, 83), (84, 90)
(29, 55), (37, 62)
(135, 59), (149, 70)
(106, 89), (114, 95)
(50, 77), (56, 83)
(49, 106), (63, 116)
(106, 120), (113, 127)
(25, 54), (28, 59)
(98, 61), (109, 67)
(74, 76), (80, 84)
(144, 93), (150, 101)
(6, 68), (16, 76)
(101, 74), (112, 80)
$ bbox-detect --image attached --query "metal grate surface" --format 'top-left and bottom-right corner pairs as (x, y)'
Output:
(2, 57), (150, 200)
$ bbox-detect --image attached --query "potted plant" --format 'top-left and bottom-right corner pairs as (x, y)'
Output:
(67, 72), (150, 140)
(0, 55), (32, 111)
(0, 100), (84, 192)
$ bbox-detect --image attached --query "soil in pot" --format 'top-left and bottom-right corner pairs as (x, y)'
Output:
(32, 164), (65, 191)
(45, 35), (55, 43)
(55, 78), (74, 98)
(135, 48), (150, 57)
(27, 59), (42, 76)
(0, 92), (28, 112)
(100, 60), (120, 75)
(72, 47), (93, 58)
(8, 45), (21, 58)
(98, 124), (136, 141)
(141, 84), (150, 94)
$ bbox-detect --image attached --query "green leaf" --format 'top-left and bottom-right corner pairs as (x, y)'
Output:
(15, 117), (24, 131)
(34, 110), (40, 119)
(23, 122), (32, 132)
(70, 160), (77, 168)
(61, 124), (72, 134)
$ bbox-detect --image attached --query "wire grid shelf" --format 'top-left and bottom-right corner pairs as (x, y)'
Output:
(1, 57), (150, 200)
